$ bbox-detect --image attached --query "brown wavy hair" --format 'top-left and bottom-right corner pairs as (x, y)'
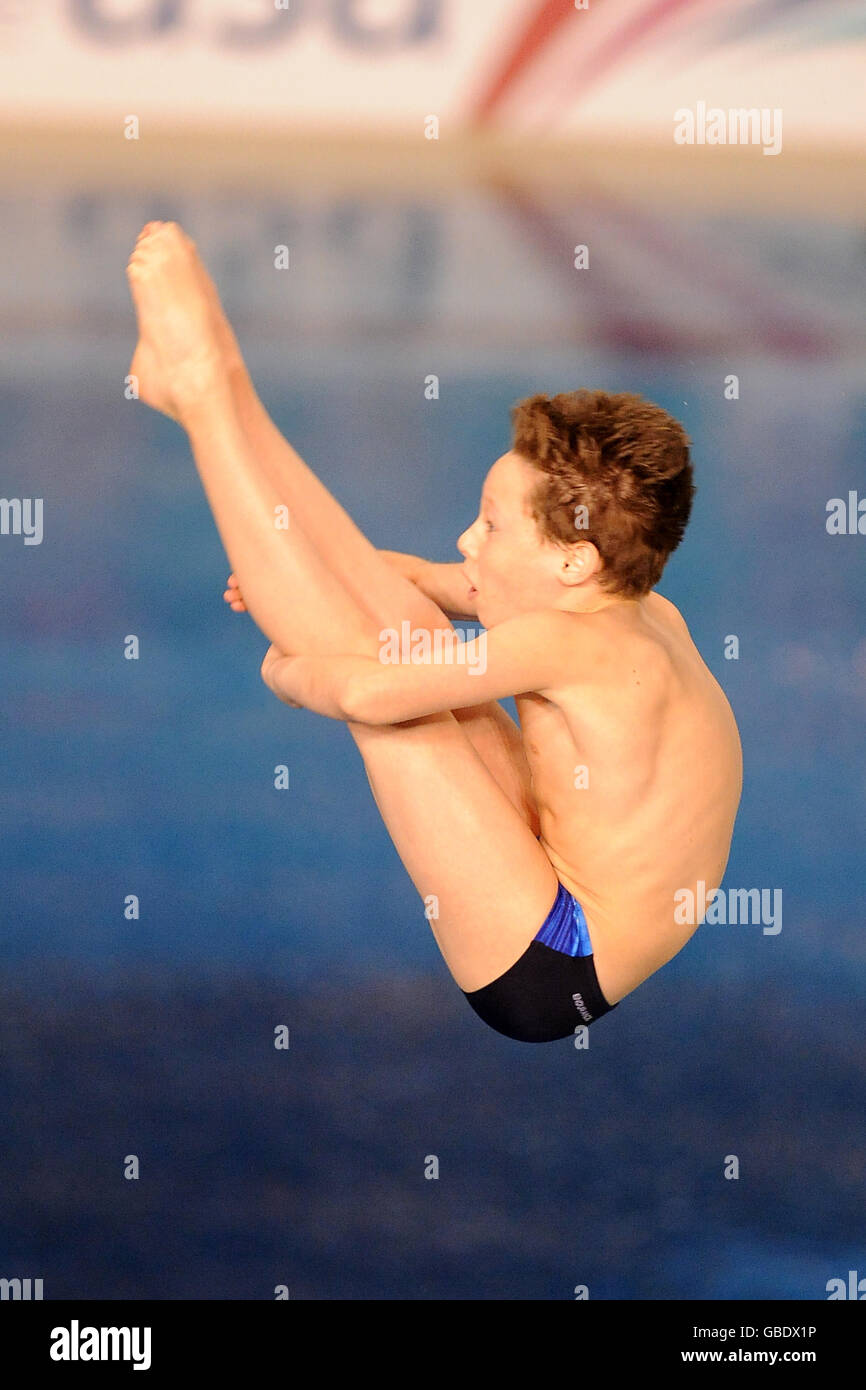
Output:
(511, 388), (695, 599)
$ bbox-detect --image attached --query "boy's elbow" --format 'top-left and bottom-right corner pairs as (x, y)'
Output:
(341, 672), (388, 725)
(342, 672), (429, 726)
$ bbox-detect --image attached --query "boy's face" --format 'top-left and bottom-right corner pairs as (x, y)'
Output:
(457, 451), (571, 627)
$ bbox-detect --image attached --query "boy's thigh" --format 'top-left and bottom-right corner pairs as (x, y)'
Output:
(372, 589), (539, 837)
(451, 700), (540, 838)
(347, 709), (557, 992)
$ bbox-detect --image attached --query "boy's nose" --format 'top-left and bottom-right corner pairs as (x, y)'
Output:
(457, 520), (479, 558)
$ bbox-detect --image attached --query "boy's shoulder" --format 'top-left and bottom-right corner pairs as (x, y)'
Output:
(530, 595), (687, 702)
(645, 589), (689, 632)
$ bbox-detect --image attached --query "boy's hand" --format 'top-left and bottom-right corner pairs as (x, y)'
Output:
(378, 550), (476, 618)
(223, 572), (247, 612)
(258, 639), (303, 706)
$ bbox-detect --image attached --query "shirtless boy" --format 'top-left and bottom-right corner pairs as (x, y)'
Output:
(127, 221), (742, 1043)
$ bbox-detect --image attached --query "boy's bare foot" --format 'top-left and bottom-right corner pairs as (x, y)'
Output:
(126, 222), (225, 419)
(137, 221), (245, 375)
(186, 240), (246, 378)
(127, 223), (175, 417)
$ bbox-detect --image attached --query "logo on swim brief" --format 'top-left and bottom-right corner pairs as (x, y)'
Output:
(572, 993), (592, 1023)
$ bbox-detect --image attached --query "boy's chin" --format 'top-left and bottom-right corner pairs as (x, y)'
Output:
(475, 599), (498, 628)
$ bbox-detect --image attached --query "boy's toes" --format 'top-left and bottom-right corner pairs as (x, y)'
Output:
(137, 221), (163, 242)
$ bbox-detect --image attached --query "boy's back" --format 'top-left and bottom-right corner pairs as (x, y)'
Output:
(520, 589), (742, 1004)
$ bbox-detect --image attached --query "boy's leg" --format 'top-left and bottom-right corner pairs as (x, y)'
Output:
(131, 225), (555, 990)
(189, 232), (453, 623)
(345, 711), (557, 992)
(187, 237), (538, 832)
(181, 334), (555, 988)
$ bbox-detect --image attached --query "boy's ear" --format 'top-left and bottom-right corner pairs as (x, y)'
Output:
(558, 540), (601, 587)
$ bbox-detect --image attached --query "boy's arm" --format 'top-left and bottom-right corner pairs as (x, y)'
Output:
(378, 551), (479, 621)
(263, 609), (584, 723)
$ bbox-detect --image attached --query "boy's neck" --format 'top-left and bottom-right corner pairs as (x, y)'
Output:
(556, 590), (641, 617)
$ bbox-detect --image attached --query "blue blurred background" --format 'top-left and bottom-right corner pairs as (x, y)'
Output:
(1, 0), (865, 1301)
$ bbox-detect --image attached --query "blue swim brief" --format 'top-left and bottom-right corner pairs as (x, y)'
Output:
(461, 880), (618, 1043)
